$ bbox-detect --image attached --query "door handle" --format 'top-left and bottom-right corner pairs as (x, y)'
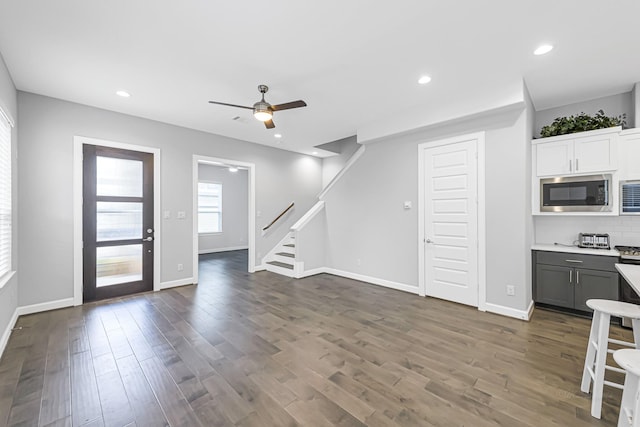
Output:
(425, 238), (433, 243)
(143, 237), (154, 242)
(575, 158), (579, 171)
(576, 270), (580, 285)
(569, 269), (572, 284)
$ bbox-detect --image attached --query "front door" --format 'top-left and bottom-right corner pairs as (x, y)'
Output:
(83, 144), (154, 302)
(423, 138), (478, 306)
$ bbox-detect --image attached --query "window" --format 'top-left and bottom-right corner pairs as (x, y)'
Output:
(198, 182), (222, 233)
(0, 108), (12, 280)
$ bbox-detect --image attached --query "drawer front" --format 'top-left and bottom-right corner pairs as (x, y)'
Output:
(534, 250), (618, 272)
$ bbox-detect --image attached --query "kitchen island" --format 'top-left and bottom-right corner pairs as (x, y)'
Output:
(617, 264), (640, 295)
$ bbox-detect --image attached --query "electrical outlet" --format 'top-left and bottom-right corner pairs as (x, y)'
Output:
(506, 285), (515, 296)
(177, 263), (184, 272)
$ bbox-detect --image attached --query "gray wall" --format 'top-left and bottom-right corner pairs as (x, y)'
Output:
(322, 106), (532, 312)
(0, 52), (18, 338)
(321, 136), (360, 188)
(535, 92), (633, 138)
(197, 163), (248, 253)
(17, 92), (322, 306)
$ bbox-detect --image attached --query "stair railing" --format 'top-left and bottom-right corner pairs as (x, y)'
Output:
(262, 202), (294, 231)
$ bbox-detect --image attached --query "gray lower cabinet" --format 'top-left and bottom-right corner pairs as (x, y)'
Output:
(533, 250), (618, 313)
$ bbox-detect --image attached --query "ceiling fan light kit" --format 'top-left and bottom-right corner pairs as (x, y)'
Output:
(209, 84), (307, 129)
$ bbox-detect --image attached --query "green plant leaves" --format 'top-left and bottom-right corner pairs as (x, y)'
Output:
(539, 109), (626, 138)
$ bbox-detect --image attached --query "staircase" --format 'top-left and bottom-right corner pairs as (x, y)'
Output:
(264, 232), (296, 277)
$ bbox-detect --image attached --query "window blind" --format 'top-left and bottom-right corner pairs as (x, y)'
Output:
(0, 110), (11, 278)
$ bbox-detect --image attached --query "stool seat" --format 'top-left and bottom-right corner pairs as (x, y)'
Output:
(613, 349), (640, 427)
(615, 349), (640, 376)
(587, 299), (640, 319)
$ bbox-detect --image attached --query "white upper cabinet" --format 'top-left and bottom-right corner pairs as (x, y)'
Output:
(619, 129), (640, 180)
(533, 127), (620, 177)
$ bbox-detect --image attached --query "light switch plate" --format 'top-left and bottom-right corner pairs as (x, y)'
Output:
(403, 201), (412, 209)
(177, 211), (186, 219)
(163, 210), (171, 219)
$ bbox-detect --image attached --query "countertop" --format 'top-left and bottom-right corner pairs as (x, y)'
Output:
(616, 264), (640, 295)
(532, 244), (619, 257)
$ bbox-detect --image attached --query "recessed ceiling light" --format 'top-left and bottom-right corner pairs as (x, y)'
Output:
(534, 44), (553, 56)
(228, 167), (238, 173)
(312, 151), (318, 155)
(116, 90), (131, 98)
(418, 75), (432, 85)
(274, 133), (282, 138)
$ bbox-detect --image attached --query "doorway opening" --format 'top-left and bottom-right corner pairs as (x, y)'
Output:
(192, 155), (256, 283)
(73, 137), (161, 305)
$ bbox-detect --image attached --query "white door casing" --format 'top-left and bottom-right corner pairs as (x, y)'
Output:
(418, 133), (485, 308)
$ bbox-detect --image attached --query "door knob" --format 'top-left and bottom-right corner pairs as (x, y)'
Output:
(147, 228), (154, 233)
(425, 238), (433, 243)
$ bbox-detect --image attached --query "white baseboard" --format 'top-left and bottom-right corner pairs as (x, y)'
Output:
(160, 277), (195, 290)
(0, 308), (19, 359)
(198, 246), (248, 255)
(297, 267), (326, 278)
(17, 297), (75, 316)
(485, 300), (534, 321)
(324, 268), (419, 295)
(253, 265), (266, 272)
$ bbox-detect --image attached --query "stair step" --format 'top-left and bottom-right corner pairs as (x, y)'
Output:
(267, 261), (294, 270)
(276, 252), (295, 258)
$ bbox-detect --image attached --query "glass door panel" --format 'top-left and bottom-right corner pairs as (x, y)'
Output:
(83, 145), (154, 302)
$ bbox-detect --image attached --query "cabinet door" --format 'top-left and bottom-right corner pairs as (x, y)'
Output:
(619, 131), (640, 180)
(535, 264), (574, 308)
(573, 134), (617, 174)
(536, 140), (573, 177)
(574, 269), (619, 312)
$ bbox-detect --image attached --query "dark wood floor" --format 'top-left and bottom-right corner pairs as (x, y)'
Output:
(0, 249), (632, 426)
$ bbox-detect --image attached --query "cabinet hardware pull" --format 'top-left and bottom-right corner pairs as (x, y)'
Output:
(565, 259), (583, 263)
(576, 158), (579, 171)
(569, 270), (573, 284)
(569, 160), (572, 172)
(576, 270), (580, 285)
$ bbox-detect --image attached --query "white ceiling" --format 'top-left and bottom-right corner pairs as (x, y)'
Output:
(1, 1), (639, 157)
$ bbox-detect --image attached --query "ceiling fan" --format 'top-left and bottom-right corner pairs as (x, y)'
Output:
(208, 85), (307, 129)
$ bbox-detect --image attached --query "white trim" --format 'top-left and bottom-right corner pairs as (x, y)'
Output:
(290, 201), (325, 231)
(296, 267), (326, 278)
(73, 136), (162, 306)
(0, 270), (15, 291)
(0, 307), (18, 358)
(318, 145), (365, 200)
(417, 131), (487, 308)
(17, 298), (75, 316)
(160, 277), (194, 290)
(324, 268), (419, 295)
(254, 265), (266, 272)
(193, 155), (256, 282)
(198, 246), (248, 255)
(0, 104), (15, 128)
(484, 300), (534, 321)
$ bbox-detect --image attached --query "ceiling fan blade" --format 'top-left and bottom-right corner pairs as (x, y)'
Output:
(270, 100), (307, 111)
(208, 101), (253, 110)
(264, 119), (275, 129)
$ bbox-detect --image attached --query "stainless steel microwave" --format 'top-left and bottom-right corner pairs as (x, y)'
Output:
(621, 180), (640, 215)
(540, 174), (612, 212)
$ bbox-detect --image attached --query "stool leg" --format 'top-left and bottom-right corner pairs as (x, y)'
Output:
(619, 373), (637, 427)
(592, 312), (611, 419)
(632, 319), (640, 349)
(582, 310), (602, 393)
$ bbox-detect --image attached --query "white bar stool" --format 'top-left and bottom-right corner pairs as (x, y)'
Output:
(613, 349), (640, 427)
(581, 299), (640, 419)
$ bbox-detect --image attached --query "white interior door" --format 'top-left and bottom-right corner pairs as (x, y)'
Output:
(423, 138), (478, 306)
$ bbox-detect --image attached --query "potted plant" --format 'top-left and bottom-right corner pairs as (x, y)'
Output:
(539, 109), (626, 138)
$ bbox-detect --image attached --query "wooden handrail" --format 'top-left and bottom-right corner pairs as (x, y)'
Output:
(262, 202), (294, 231)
